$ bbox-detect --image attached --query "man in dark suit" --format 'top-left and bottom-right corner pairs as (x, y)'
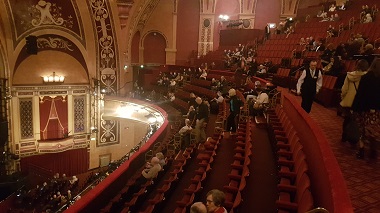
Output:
(296, 60), (323, 113)
(265, 24), (270, 40)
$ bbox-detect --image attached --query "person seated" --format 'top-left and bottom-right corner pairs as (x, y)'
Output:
(251, 87), (269, 116)
(146, 152), (167, 169)
(211, 78), (219, 91)
(168, 92), (175, 102)
(363, 13), (373, 23)
(257, 65), (267, 74)
(338, 3), (346, 10)
(328, 4), (336, 12)
(333, 13), (340, 21)
(124, 157), (162, 199)
(191, 202), (207, 213)
(210, 91), (224, 114)
(185, 105), (196, 121)
(169, 79), (176, 92)
(244, 81), (261, 100)
(299, 37), (306, 45)
(206, 189), (227, 213)
(285, 26), (294, 37)
(199, 69), (208, 80)
(69, 176), (78, 185)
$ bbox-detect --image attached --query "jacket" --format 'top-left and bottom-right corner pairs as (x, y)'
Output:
(340, 71), (367, 107)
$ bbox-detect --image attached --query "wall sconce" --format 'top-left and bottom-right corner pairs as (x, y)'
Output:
(219, 14), (229, 21)
(43, 72), (65, 83)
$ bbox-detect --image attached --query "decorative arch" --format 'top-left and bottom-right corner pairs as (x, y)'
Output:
(126, 0), (161, 65)
(13, 50), (89, 86)
(142, 31), (167, 65)
(13, 34), (89, 80)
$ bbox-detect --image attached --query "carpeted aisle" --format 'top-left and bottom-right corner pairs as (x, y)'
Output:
(198, 133), (239, 203)
(289, 91), (380, 213)
(239, 121), (278, 213)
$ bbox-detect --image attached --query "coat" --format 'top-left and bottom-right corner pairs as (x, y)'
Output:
(340, 71), (367, 107)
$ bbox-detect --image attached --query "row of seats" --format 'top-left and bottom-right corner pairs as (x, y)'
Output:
(191, 78), (212, 88)
(267, 105), (314, 213)
(98, 113), (184, 213)
(172, 135), (223, 213)
(183, 84), (217, 100)
(223, 121), (252, 212)
(140, 144), (197, 213)
(272, 68), (291, 88)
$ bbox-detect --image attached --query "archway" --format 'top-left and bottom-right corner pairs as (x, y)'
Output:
(143, 32), (166, 65)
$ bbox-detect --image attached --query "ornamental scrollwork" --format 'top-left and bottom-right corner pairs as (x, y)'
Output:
(37, 37), (74, 51)
(100, 120), (117, 143)
(31, 0), (65, 27)
(90, 0), (109, 21)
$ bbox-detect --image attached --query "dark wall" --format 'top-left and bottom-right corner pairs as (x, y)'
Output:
(219, 29), (264, 47)
(254, 0), (281, 29)
(176, 0), (200, 65)
(214, 0), (240, 51)
(143, 32), (166, 65)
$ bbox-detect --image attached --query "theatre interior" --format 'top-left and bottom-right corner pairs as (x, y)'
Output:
(0, 0), (379, 212)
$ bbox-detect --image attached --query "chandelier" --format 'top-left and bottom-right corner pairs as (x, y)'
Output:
(43, 72), (65, 83)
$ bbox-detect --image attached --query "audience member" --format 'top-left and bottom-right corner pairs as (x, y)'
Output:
(329, 4), (336, 12)
(226, 89), (242, 134)
(363, 13), (373, 23)
(251, 87), (269, 116)
(126, 157), (162, 197)
(206, 189), (227, 213)
(155, 152), (167, 168)
(190, 202), (207, 213)
(194, 97), (209, 143)
(186, 105), (196, 121)
(352, 58), (380, 159)
(340, 59), (369, 145)
(178, 118), (193, 149)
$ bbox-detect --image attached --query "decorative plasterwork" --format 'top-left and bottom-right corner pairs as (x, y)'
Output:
(88, 0), (120, 147)
(14, 34), (88, 74)
(5, 0), (85, 48)
(200, 0), (216, 14)
(281, 0), (300, 16)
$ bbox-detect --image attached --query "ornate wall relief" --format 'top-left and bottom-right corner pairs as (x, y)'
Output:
(14, 34), (88, 73)
(88, 0), (119, 146)
(5, 0), (84, 47)
(73, 96), (85, 133)
(198, 18), (213, 56)
(19, 98), (34, 139)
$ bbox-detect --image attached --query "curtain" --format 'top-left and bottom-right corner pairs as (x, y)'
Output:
(20, 148), (89, 177)
(39, 96), (68, 140)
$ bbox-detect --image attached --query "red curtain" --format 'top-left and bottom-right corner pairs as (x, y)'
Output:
(20, 148), (89, 177)
(39, 96), (68, 140)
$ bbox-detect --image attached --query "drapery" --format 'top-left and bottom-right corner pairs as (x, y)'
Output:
(20, 148), (89, 177)
(39, 96), (68, 140)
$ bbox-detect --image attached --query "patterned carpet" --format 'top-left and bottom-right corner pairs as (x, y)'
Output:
(291, 93), (380, 213)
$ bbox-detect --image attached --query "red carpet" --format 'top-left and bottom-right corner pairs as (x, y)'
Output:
(290, 91), (380, 213)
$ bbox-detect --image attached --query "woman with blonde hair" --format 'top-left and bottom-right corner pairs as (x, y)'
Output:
(340, 59), (368, 144)
(352, 58), (380, 159)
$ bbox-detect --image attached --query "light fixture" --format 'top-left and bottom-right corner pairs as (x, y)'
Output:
(140, 65), (144, 68)
(219, 14), (229, 21)
(43, 72), (65, 83)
